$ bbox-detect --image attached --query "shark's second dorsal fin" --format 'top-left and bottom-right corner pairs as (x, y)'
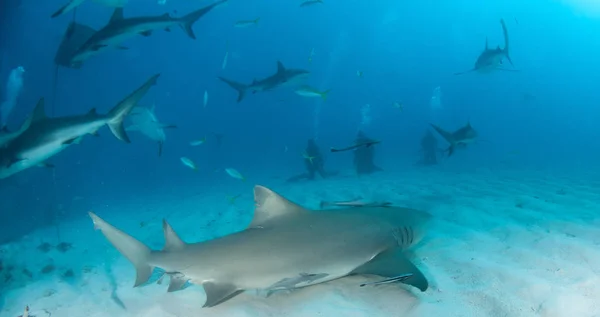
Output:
(110, 8), (125, 24)
(162, 220), (186, 252)
(32, 98), (48, 123)
(250, 185), (306, 228)
(276, 61), (285, 74)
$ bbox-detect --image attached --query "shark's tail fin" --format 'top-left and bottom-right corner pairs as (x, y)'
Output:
(180, 0), (228, 39)
(218, 76), (247, 102)
(499, 18), (513, 66)
(429, 123), (455, 157)
(108, 74), (160, 143)
(321, 89), (331, 101)
(89, 212), (154, 287)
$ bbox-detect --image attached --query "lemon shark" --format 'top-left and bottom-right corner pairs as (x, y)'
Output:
(0, 74), (160, 179)
(89, 185), (431, 308)
(51, 0), (128, 19)
(219, 61), (310, 102)
(454, 19), (515, 75)
(430, 121), (478, 157)
(126, 105), (176, 157)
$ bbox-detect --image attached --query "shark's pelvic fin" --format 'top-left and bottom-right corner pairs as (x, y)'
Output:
(202, 282), (243, 308)
(351, 248), (428, 292)
(250, 185), (307, 228)
(88, 212), (154, 287)
(167, 273), (189, 292)
(162, 219), (186, 252)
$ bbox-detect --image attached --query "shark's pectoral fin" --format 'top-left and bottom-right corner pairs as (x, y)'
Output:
(161, 124), (177, 129)
(250, 185), (308, 228)
(63, 137), (81, 145)
(140, 30), (153, 37)
(202, 282), (243, 308)
(91, 44), (108, 51)
(167, 273), (189, 292)
(352, 249), (428, 292)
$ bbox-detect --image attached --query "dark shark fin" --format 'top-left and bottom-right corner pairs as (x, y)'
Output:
(88, 212), (154, 287)
(218, 76), (247, 103)
(351, 248), (428, 292)
(107, 74), (160, 143)
(87, 108), (98, 116)
(161, 124), (177, 129)
(63, 137), (79, 145)
(429, 124), (455, 145)
(32, 98), (48, 122)
(499, 18), (513, 66)
(484, 37), (488, 50)
(202, 282), (243, 308)
(167, 274), (189, 292)
(162, 219), (186, 251)
(140, 30), (153, 37)
(91, 44), (108, 51)
(109, 8), (125, 24)
(276, 61), (286, 74)
(158, 141), (163, 157)
(50, 0), (76, 18)
(250, 185), (307, 228)
(180, 0), (228, 40)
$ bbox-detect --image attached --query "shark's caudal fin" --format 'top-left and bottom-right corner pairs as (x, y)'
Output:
(499, 18), (513, 66)
(250, 185), (307, 228)
(218, 76), (247, 102)
(180, 0), (228, 39)
(429, 123), (456, 157)
(107, 74), (160, 143)
(88, 212), (154, 287)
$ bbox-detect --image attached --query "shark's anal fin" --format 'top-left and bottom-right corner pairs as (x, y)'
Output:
(202, 282), (243, 308)
(352, 249), (428, 292)
(162, 219), (186, 252)
(250, 185), (307, 228)
(167, 273), (189, 292)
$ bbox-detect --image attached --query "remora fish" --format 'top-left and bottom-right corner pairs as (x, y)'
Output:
(126, 104), (176, 157)
(455, 19), (515, 75)
(51, 0), (128, 19)
(89, 185), (430, 307)
(0, 74), (160, 179)
(218, 61), (309, 102)
(330, 140), (380, 152)
(70, 0), (227, 65)
(429, 121), (478, 157)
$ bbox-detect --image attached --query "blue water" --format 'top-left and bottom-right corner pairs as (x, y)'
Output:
(2, 0), (600, 316)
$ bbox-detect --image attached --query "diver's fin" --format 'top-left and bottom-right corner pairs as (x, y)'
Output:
(250, 185), (307, 228)
(351, 248), (428, 292)
(202, 282), (243, 308)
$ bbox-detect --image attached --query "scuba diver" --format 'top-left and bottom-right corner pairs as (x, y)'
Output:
(417, 130), (438, 166)
(287, 138), (338, 182)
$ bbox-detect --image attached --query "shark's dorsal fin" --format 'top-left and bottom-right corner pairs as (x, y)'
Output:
(250, 185), (307, 228)
(109, 8), (125, 24)
(276, 61), (286, 74)
(162, 219), (186, 252)
(32, 98), (48, 122)
(87, 108), (98, 116)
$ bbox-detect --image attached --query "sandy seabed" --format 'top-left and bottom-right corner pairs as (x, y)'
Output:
(2, 167), (600, 317)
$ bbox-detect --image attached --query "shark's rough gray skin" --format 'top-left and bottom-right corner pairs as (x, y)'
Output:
(89, 185), (431, 308)
(70, 0), (227, 65)
(430, 121), (478, 157)
(0, 74), (160, 179)
(219, 61), (310, 102)
(455, 19), (514, 75)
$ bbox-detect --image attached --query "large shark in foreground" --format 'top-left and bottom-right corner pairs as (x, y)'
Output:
(89, 185), (431, 308)
(430, 121), (478, 157)
(219, 61), (310, 102)
(126, 105), (176, 157)
(454, 19), (515, 75)
(69, 1), (227, 66)
(0, 74), (160, 179)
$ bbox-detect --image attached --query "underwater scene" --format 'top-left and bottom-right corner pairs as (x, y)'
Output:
(1, 0), (600, 316)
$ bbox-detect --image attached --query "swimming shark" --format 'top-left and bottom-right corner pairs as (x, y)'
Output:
(454, 19), (515, 75)
(51, 0), (128, 19)
(55, 21), (98, 69)
(89, 185), (431, 308)
(0, 74), (160, 179)
(429, 121), (478, 157)
(126, 104), (176, 157)
(70, 1), (227, 66)
(219, 61), (310, 102)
